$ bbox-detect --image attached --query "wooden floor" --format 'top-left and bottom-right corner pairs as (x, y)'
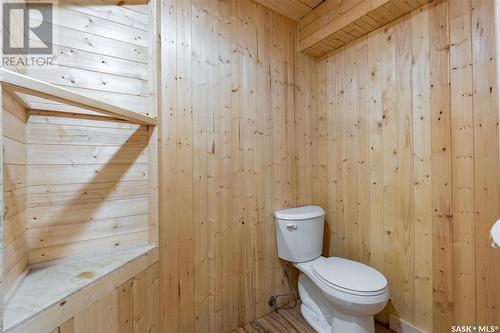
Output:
(234, 306), (395, 333)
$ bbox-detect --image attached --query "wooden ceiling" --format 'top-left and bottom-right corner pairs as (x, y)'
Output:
(299, 0), (431, 57)
(255, 0), (432, 58)
(252, 0), (325, 21)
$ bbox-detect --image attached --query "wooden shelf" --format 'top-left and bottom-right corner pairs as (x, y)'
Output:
(4, 245), (158, 333)
(0, 69), (157, 126)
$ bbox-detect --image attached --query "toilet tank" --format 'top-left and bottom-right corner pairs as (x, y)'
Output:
(274, 206), (325, 263)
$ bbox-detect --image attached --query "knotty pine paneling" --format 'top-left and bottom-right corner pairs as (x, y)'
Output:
(159, 0), (299, 331)
(23, 3), (154, 264)
(2, 91), (28, 298)
(471, 0), (500, 326)
(2, 1), (157, 331)
(299, 0), (500, 331)
(25, 116), (151, 263)
(23, 3), (151, 116)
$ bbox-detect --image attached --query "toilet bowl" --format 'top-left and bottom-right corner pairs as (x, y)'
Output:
(274, 206), (389, 333)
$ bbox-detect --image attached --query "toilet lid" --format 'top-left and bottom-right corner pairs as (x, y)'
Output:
(312, 257), (387, 293)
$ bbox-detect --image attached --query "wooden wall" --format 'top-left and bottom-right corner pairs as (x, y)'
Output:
(2, 91), (28, 297)
(159, 0), (298, 331)
(298, 0), (500, 331)
(3, 1), (497, 332)
(24, 2), (151, 115)
(49, 262), (159, 333)
(21, 3), (155, 264)
(25, 115), (151, 263)
(2, 2), (158, 332)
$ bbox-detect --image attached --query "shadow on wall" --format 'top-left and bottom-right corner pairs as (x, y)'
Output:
(29, 121), (152, 261)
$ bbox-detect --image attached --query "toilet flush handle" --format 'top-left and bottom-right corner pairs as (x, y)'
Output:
(286, 223), (297, 230)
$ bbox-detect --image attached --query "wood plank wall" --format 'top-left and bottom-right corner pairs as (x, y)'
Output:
(159, 0), (298, 331)
(25, 115), (151, 263)
(2, 91), (28, 297)
(298, 0), (500, 331)
(22, 3), (154, 264)
(48, 262), (159, 333)
(2, 2), (157, 332)
(24, 1), (151, 116)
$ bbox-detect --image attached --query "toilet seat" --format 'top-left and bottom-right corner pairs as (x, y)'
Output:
(313, 273), (386, 297)
(312, 257), (387, 297)
(296, 257), (388, 299)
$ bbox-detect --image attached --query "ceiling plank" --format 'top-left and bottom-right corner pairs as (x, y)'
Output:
(300, 0), (390, 51)
(252, 0), (312, 21)
(299, 0), (432, 57)
(298, 0), (324, 8)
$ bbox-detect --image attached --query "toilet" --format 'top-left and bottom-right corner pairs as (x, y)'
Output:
(274, 205), (389, 333)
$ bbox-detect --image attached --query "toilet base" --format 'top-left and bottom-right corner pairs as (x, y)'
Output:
(298, 273), (376, 333)
(301, 304), (374, 333)
(300, 303), (332, 333)
(301, 303), (375, 333)
(329, 310), (374, 333)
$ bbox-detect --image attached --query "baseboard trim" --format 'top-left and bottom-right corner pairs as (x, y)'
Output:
(389, 315), (428, 333)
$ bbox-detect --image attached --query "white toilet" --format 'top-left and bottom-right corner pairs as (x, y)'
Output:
(274, 205), (389, 333)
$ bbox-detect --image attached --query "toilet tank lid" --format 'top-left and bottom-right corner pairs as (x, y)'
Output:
(274, 206), (325, 220)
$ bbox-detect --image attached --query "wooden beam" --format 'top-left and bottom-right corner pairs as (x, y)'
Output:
(298, 0), (432, 57)
(0, 69), (156, 126)
(301, 0), (324, 8)
(299, 0), (390, 51)
(252, 0), (312, 21)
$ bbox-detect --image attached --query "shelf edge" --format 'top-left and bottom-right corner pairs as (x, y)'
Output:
(0, 69), (157, 126)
